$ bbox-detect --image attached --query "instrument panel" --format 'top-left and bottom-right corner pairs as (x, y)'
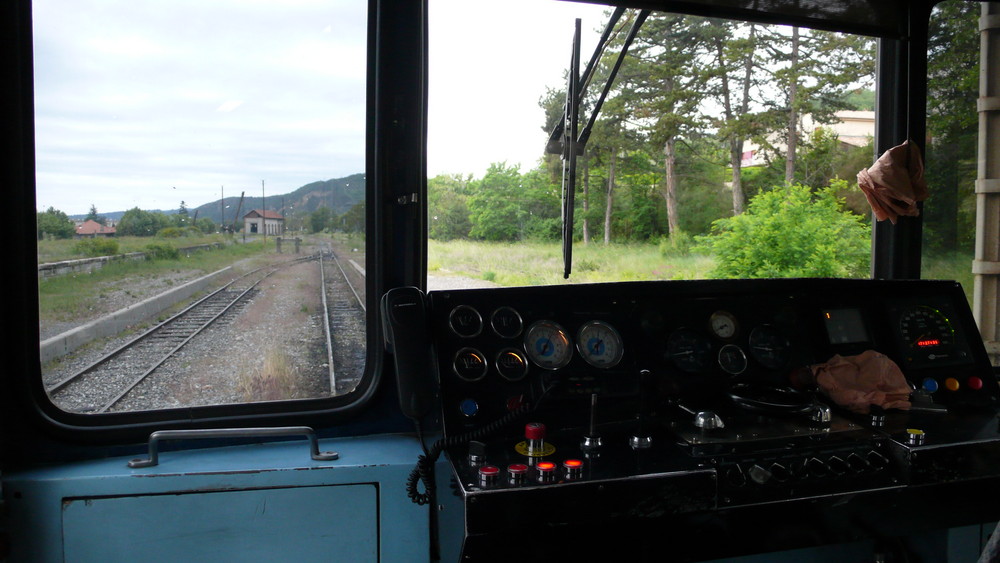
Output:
(426, 278), (1000, 560)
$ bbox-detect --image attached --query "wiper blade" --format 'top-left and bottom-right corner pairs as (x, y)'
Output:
(549, 9), (649, 279)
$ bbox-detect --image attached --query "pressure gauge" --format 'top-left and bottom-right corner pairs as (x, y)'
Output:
(667, 328), (713, 373)
(718, 344), (748, 375)
(576, 320), (624, 368)
(709, 310), (739, 339)
(524, 320), (573, 369)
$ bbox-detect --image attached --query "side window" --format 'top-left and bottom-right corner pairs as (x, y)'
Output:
(34, 1), (369, 415)
(427, 0), (876, 289)
(922, 1), (978, 298)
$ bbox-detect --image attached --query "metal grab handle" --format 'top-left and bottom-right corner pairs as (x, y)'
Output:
(128, 426), (339, 468)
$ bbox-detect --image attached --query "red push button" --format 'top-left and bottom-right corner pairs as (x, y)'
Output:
(536, 461), (557, 483)
(563, 459), (584, 480)
(478, 465), (500, 487)
(507, 463), (528, 486)
(968, 377), (984, 390)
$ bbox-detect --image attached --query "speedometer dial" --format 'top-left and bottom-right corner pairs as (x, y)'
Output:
(899, 306), (954, 351)
(524, 320), (573, 369)
(576, 320), (624, 368)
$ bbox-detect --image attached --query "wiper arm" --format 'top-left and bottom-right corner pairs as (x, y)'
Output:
(547, 9), (649, 279)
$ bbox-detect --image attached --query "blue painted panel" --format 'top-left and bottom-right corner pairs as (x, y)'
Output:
(62, 484), (377, 563)
(4, 434), (436, 562)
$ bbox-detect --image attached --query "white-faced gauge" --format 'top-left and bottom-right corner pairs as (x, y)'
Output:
(709, 310), (739, 339)
(576, 320), (624, 369)
(524, 320), (573, 369)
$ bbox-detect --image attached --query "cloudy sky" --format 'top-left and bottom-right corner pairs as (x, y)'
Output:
(32, 0), (607, 215)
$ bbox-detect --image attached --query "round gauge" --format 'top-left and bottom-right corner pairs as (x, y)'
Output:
(524, 320), (573, 370)
(718, 344), (748, 375)
(749, 325), (792, 370)
(576, 320), (624, 369)
(709, 310), (739, 339)
(899, 306), (954, 351)
(448, 305), (483, 338)
(452, 348), (488, 381)
(666, 328), (713, 373)
(491, 306), (524, 339)
(495, 349), (529, 381)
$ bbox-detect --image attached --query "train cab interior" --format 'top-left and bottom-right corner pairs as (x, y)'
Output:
(5, 0), (1000, 561)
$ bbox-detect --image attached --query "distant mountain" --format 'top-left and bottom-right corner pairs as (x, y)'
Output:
(70, 173), (365, 225)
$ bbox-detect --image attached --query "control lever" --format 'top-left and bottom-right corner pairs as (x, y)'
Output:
(630, 369), (653, 449)
(581, 393), (602, 450)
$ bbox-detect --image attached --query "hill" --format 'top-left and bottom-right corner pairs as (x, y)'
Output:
(71, 174), (365, 225)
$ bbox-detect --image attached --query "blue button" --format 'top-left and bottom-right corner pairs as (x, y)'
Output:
(459, 398), (479, 417)
(922, 378), (939, 393)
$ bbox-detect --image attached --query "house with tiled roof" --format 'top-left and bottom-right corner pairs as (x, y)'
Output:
(243, 209), (284, 236)
(74, 219), (116, 238)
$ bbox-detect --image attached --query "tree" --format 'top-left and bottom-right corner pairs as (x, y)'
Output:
(467, 163), (529, 242)
(36, 207), (75, 239)
(924, 0), (979, 253)
(697, 180), (870, 278)
(428, 174), (472, 241)
(308, 208), (332, 233)
(117, 208), (171, 236)
(339, 201), (365, 234)
(614, 13), (711, 237)
(84, 205), (106, 226)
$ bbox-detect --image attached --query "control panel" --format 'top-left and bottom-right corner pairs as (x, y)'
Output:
(422, 278), (1000, 559)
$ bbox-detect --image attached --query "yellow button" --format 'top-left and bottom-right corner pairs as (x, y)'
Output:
(945, 377), (960, 391)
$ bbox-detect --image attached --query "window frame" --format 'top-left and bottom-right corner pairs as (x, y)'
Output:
(1, 0), (934, 458)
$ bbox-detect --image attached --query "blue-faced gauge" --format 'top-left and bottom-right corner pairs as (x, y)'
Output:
(576, 320), (624, 368)
(524, 320), (573, 369)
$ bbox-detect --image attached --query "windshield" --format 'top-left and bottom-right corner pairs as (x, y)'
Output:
(33, 0), (369, 414)
(428, 0), (876, 288)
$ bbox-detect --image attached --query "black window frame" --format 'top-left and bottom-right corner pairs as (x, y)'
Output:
(1, 0), (933, 460)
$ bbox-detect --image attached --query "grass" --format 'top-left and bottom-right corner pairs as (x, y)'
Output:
(38, 239), (268, 322)
(37, 233), (236, 264)
(428, 239), (716, 286)
(237, 347), (301, 402)
(923, 251), (976, 306)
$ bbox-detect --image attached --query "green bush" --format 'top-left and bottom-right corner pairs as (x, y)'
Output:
(156, 226), (203, 238)
(696, 181), (870, 279)
(144, 242), (180, 260)
(659, 231), (694, 257)
(73, 237), (120, 258)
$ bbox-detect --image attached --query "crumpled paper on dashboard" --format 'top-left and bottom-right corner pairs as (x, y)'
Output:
(810, 350), (911, 413)
(857, 140), (928, 224)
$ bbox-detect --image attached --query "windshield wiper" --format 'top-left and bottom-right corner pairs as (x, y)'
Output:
(546, 9), (649, 279)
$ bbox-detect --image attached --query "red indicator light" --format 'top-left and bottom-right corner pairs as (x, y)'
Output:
(507, 463), (528, 474)
(563, 459), (583, 469)
(478, 465), (500, 476)
(968, 377), (984, 391)
(536, 461), (556, 471)
(917, 339), (940, 348)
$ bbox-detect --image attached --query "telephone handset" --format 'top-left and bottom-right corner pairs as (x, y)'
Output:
(380, 286), (438, 421)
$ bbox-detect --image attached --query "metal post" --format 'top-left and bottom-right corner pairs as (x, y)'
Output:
(976, 3), (1000, 363)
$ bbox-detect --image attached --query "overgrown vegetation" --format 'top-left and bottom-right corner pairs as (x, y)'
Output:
(38, 240), (266, 323)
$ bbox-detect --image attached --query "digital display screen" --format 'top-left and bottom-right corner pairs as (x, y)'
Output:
(823, 308), (870, 345)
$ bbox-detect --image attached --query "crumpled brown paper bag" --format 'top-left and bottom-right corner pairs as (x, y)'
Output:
(810, 350), (912, 413)
(857, 140), (928, 224)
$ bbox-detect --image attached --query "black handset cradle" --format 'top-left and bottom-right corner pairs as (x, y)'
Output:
(380, 286), (438, 421)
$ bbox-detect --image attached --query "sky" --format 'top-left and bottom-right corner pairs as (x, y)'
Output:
(32, 0), (607, 216)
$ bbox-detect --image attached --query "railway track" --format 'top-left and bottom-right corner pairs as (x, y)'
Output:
(47, 257), (319, 413)
(320, 249), (367, 395)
